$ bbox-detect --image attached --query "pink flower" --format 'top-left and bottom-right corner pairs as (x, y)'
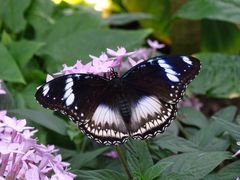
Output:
(107, 47), (135, 57)
(47, 46), (151, 80)
(130, 48), (152, 60)
(104, 150), (118, 159)
(0, 112), (76, 179)
(128, 57), (144, 67)
(91, 58), (114, 74)
(178, 94), (203, 110)
(0, 80), (6, 94)
(90, 53), (110, 62)
(0, 111), (7, 119)
(71, 61), (93, 74)
(147, 39), (165, 50)
(46, 74), (54, 82)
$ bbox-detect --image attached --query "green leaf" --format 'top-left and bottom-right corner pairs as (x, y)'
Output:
(1, 30), (12, 45)
(175, 0), (240, 24)
(190, 53), (240, 98)
(8, 40), (44, 68)
(122, 0), (171, 42)
(9, 109), (68, 135)
(190, 106), (237, 149)
(74, 169), (127, 180)
(144, 162), (173, 180)
(201, 20), (240, 54)
(159, 151), (232, 180)
(125, 140), (153, 177)
(0, 0), (31, 33)
(26, 0), (55, 38)
(20, 83), (43, 110)
(190, 118), (225, 148)
(38, 10), (101, 44)
(203, 137), (229, 152)
(179, 107), (209, 128)
(102, 12), (152, 25)
(212, 106), (237, 122)
(41, 29), (151, 72)
(69, 147), (109, 169)
(215, 118), (240, 140)
(214, 160), (240, 180)
(0, 43), (25, 83)
(155, 135), (200, 153)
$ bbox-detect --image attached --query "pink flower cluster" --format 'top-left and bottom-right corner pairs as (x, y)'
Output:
(0, 80), (76, 180)
(47, 40), (165, 81)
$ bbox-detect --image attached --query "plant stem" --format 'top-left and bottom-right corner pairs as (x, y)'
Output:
(115, 145), (133, 180)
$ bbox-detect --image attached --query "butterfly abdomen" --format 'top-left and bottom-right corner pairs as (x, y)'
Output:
(118, 95), (131, 124)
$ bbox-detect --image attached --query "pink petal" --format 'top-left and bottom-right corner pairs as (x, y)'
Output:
(147, 39), (165, 49)
(128, 58), (144, 67)
(0, 110), (7, 119)
(0, 89), (6, 94)
(25, 165), (40, 180)
(0, 142), (22, 154)
(107, 48), (118, 56)
(46, 74), (54, 82)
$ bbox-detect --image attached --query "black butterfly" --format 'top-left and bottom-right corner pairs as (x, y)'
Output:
(35, 55), (201, 145)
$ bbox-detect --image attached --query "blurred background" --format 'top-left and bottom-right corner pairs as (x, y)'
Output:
(0, 0), (240, 179)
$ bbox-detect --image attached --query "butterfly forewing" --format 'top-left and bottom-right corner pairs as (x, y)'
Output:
(35, 74), (129, 145)
(122, 55), (201, 104)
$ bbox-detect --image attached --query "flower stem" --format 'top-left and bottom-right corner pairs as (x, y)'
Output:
(115, 145), (132, 180)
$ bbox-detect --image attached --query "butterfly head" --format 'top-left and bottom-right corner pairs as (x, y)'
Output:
(109, 68), (119, 80)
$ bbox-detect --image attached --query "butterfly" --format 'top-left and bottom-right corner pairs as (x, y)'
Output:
(35, 55), (201, 145)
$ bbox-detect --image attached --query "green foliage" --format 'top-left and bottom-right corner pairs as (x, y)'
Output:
(159, 151), (231, 180)
(69, 147), (109, 169)
(74, 169), (127, 180)
(122, 0), (171, 43)
(0, 0), (239, 179)
(42, 28), (151, 72)
(0, 43), (25, 83)
(8, 40), (44, 68)
(190, 53), (240, 98)
(102, 12), (152, 26)
(201, 20), (240, 54)
(0, 0), (31, 33)
(175, 0), (240, 24)
(125, 140), (153, 177)
(10, 109), (68, 135)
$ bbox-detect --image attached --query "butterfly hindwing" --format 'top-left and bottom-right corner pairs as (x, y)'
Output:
(122, 55), (201, 104)
(130, 96), (177, 139)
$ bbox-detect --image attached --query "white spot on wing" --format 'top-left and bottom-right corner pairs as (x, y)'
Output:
(159, 63), (171, 69)
(166, 73), (179, 82)
(66, 78), (73, 83)
(64, 88), (73, 99)
(158, 60), (165, 64)
(43, 84), (50, 96)
(66, 93), (75, 106)
(65, 81), (73, 90)
(182, 56), (192, 65)
(165, 69), (177, 75)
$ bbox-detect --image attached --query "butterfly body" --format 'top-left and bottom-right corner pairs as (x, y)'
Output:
(35, 55), (201, 145)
